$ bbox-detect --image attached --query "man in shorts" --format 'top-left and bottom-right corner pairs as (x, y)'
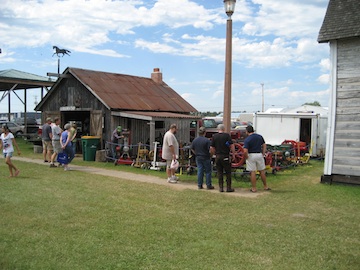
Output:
(50, 117), (62, 167)
(42, 117), (53, 162)
(243, 125), (271, 193)
(161, 123), (179, 183)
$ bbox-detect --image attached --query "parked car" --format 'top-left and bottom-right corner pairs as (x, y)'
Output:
(190, 118), (244, 142)
(13, 117), (40, 136)
(24, 125), (42, 146)
(1, 122), (25, 137)
(231, 121), (253, 129)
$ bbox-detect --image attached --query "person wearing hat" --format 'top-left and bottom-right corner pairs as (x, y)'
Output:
(161, 123), (179, 183)
(111, 126), (124, 159)
(210, 124), (236, 192)
(50, 117), (62, 167)
(41, 117), (53, 163)
(190, 127), (214, 190)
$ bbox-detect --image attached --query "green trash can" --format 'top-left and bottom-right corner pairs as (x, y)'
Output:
(81, 136), (101, 161)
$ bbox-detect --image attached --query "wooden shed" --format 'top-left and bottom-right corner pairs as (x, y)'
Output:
(318, 0), (360, 184)
(35, 67), (199, 153)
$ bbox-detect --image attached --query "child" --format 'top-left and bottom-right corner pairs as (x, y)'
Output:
(0, 124), (21, 177)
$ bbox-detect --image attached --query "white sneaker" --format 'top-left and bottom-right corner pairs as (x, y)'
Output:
(171, 175), (179, 181)
(64, 167), (71, 171)
(167, 177), (177, 183)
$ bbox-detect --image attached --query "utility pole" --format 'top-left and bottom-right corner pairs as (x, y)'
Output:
(261, 83), (264, 112)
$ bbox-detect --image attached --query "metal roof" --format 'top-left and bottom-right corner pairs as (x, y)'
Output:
(0, 69), (54, 91)
(318, 0), (360, 43)
(113, 111), (200, 120)
(65, 67), (197, 113)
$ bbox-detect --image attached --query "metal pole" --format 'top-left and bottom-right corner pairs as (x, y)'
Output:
(8, 90), (11, 121)
(261, 83), (264, 112)
(58, 58), (60, 74)
(223, 17), (232, 133)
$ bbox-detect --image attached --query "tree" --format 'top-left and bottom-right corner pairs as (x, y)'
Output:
(302, 101), (321, 106)
(201, 111), (220, 117)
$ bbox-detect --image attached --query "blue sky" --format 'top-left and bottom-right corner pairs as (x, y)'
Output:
(0, 0), (330, 114)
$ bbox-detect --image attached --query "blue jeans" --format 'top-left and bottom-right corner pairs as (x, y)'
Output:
(196, 156), (212, 187)
(64, 144), (75, 164)
(72, 140), (77, 155)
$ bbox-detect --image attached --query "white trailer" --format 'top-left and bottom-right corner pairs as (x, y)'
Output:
(253, 112), (328, 157)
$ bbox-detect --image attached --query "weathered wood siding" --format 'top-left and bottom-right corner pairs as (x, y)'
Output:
(41, 74), (195, 154)
(332, 38), (360, 176)
(42, 76), (108, 142)
(126, 118), (191, 148)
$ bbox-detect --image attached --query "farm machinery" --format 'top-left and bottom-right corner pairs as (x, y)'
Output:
(109, 137), (312, 182)
(228, 139), (312, 181)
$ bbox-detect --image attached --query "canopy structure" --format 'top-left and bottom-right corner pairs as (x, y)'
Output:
(0, 69), (54, 123)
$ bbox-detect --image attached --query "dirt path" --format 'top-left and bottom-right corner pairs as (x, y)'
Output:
(12, 156), (266, 198)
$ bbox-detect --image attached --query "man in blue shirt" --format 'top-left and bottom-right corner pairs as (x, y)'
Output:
(243, 125), (271, 192)
(191, 127), (214, 190)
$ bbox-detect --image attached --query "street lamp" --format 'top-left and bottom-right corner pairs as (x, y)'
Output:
(223, 0), (236, 133)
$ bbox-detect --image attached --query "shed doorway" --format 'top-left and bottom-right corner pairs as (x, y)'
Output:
(300, 118), (311, 146)
(61, 111), (91, 153)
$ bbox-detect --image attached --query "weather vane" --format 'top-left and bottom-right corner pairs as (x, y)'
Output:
(52, 45), (71, 74)
(52, 46), (71, 57)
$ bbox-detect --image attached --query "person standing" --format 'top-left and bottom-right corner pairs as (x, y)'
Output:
(162, 123), (179, 183)
(110, 126), (124, 159)
(243, 125), (271, 193)
(210, 124), (236, 192)
(61, 123), (75, 171)
(42, 117), (53, 163)
(0, 124), (21, 177)
(191, 127), (214, 190)
(50, 117), (62, 167)
(70, 123), (77, 156)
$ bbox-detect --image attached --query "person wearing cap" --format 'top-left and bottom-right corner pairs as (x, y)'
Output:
(61, 123), (75, 171)
(191, 126), (214, 190)
(111, 126), (124, 159)
(42, 117), (53, 163)
(243, 125), (271, 193)
(50, 117), (62, 167)
(210, 124), (236, 192)
(161, 123), (179, 183)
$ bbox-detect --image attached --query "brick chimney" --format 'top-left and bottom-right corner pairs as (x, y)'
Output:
(151, 68), (162, 84)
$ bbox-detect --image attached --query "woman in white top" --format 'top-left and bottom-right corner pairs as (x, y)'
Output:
(0, 124), (21, 177)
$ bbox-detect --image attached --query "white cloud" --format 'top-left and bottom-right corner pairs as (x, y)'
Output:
(0, 0), (331, 113)
(0, 0), (329, 67)
(147, 0), (220, 30)
(212, 90), (224, 99)
(135, 39), (179, 54)
(181, 92), (193, 100)
(244, 0), (328, 38)
(317, 74), (329, 84)
(319, 58), (330, 71)
(0, 0), (220, 55)
(0, 50), (16, 63)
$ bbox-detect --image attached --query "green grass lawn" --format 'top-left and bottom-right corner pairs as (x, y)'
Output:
(0, 139), (359, 269)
